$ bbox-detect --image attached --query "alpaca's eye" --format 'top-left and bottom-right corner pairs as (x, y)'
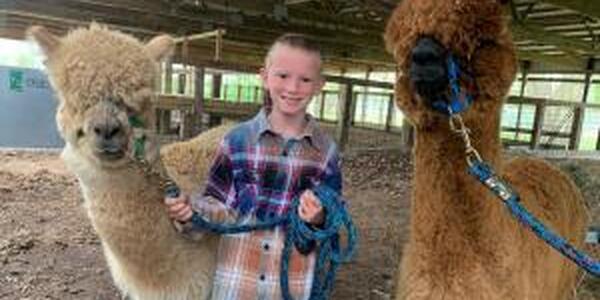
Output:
(116, 101), (137, 116)
(76, 128), (85, 139)
(125, 105), (136, 115)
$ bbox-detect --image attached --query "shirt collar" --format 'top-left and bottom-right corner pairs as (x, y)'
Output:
(250, 108), (323, 151)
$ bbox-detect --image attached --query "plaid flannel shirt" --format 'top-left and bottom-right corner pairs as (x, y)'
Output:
(189, 109), (343, 300)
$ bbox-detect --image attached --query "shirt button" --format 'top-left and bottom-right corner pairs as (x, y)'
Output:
(259, 274), (265, 281)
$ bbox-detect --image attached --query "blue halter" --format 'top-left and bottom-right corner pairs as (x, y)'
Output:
(430, 55), (474, 115)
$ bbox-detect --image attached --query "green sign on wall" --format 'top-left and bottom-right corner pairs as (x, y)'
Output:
(9, 69), (24, 92)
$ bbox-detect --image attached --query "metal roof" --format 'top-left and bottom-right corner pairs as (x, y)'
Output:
(1, 0), (598, 72)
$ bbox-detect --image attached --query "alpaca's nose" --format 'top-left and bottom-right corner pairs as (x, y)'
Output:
(93, 122), (123, 142)
(93, 123), (121, 140)
(410, 37), (449, 103)
(411, 37), (445, 66)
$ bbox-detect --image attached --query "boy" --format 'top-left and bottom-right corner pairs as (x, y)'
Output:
(166, 33), (342, 300)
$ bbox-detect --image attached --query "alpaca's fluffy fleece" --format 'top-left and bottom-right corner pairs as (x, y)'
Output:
(29, 24), (224, 300)
(384, 1), (587, 299)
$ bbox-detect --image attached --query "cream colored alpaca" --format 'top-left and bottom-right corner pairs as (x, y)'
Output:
(384, 0), (588, 299)
(29, 24), (231, 300)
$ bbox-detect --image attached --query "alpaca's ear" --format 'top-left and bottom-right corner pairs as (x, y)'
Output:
(27, 26), (61, 57)
(145, 35), (175, 61)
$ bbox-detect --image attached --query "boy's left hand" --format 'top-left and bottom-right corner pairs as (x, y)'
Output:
(298, 190), (325, 226)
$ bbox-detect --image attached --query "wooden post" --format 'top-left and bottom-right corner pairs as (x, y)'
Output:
(401, 119), (414, 150)
(253, 86), (259, 103)
(516, 60), (530, 140)
(215, 29), (224, 62)
(187, 66), (205, 136)
(385, 94), (395, 132)
(157, 62), (174, 134)
(156, 62), (164, 94)
(237, 85), (243, 102)
(337, 67), (347, 122)
(569, 106), (584, 150)
(154, 62), (163, 135)
(159, 110), (171, 135)
(530, 100), (546, 149)
(336, 83), (353, 152)
(319, 92), (326, 120)
(212, 73), (222, 99)
(569, 58), (594, 150)
(178, 73), (186, 95)
(165, 63), (173, 94)
(352, 67), (371, 126)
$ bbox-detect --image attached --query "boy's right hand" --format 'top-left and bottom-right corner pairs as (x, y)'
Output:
(165, 194), (194, 222)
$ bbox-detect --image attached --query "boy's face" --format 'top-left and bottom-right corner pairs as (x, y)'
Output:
(261, 44), (324, 118)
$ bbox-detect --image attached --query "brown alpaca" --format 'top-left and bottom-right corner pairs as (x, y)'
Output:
(28, 24), (232, 300)
(384, 0), (588, 299)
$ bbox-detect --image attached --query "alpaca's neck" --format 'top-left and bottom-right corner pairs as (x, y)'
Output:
(410, 115), (503, 258)
(62, 146), (176, 260)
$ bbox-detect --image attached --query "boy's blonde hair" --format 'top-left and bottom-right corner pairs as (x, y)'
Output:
(264, 33), (322, 67)
(263, 33), (323, 110)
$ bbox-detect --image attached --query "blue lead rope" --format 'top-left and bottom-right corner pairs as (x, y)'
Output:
(441, 55), (600, 277)
(170, 184), (358, 300)
(468, 161), (600, 277)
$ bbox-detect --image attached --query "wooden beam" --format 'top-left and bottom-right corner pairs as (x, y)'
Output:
(517, 47), (600, 72)
(1, 0), (393, 68)
(174, 29), (226, 44)
(517, 50), (586, 69)
(511, 21), (598, 57)
(285, 0), (313, 5)
(325, 75), (393, 89)
(541, 0), (600, 21)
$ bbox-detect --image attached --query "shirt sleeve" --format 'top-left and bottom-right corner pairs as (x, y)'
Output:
(183, 138), (239, 235)
(202, 138), (236, 206)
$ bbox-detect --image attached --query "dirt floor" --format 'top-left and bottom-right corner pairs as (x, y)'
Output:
(0, 128), (599, 299)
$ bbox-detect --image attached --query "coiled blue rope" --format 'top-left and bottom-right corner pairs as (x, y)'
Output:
(167, 184), (358, 300)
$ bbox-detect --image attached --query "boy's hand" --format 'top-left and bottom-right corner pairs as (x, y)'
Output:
(165, 193), (194, 222)
(298, 190), (325, 226)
